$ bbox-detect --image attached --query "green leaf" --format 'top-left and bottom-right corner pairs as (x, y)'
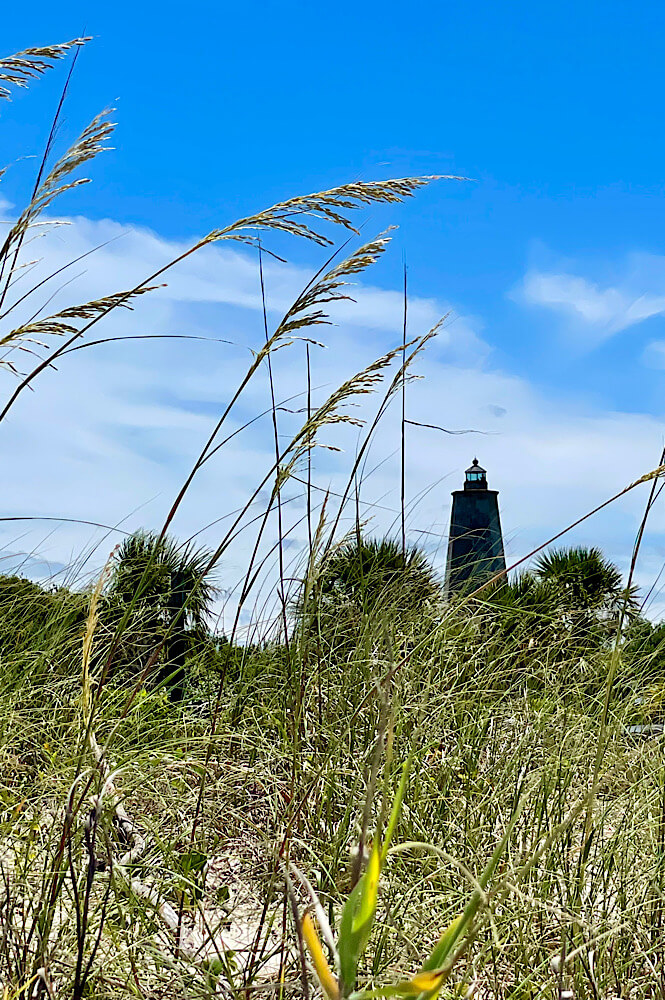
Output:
(352, 842), (381, 945)
(421, 915), (464, 972)
(178, 849), (208, 903)
(422, 792), (529, 976)
(179, 849), (207, 876)
(381, 757), (412, 865)
(339, 842), (382, 994)
(348, 970), (448, 1000)
(215, 884), (230, 906)
(338, 877), (365, 994)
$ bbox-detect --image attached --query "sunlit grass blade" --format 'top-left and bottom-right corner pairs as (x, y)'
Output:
(302, 912), (341, 1000)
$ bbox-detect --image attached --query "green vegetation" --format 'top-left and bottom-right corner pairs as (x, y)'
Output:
(297, 536), (442, 659)
(3, 37), (665, 1000)
(107, 530), (218, 701)
(2, 529), (665, 999)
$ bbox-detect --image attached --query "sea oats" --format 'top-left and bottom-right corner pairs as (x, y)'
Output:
(0, 39), (89, 101)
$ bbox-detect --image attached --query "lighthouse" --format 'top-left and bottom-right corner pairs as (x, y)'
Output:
(444, 459), (506, 597)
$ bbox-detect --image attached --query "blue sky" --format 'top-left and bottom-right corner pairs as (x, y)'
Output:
(5, 0), (665, 409)
(3, 1), (665, 623)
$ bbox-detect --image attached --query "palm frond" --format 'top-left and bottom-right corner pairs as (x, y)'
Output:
(110, 530), (217, 627)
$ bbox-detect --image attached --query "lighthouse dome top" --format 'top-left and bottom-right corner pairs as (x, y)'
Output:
(464, 458), (488, 489)
(466, 458), (486, 475)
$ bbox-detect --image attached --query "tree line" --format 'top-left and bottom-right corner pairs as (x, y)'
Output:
(0, 530), (663, 702)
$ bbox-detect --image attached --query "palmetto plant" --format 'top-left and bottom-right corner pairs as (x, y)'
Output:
(480, 547), (641, 686)
(297, 535), (441, 660)
(314, 536), (441, 614)
(533, 544), (635, 616)
(108, 530), (217, 699)
(303, 535), (440, 630)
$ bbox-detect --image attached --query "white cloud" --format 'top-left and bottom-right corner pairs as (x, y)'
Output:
(642, 339), (665, 369)
(517, 256), (665, 347)
(1, 215), (664, 629)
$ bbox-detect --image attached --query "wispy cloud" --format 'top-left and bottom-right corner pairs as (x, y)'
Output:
(642, 339), (665, 369)
(517, 257), (665, 347)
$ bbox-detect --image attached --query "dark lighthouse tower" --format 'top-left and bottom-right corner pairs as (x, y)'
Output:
(444, 459), (506, 597)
